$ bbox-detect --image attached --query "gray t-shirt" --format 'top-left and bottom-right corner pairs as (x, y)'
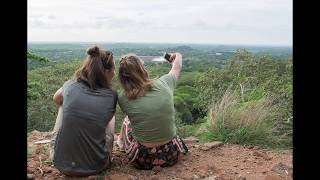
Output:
(53, 80), (117, 175)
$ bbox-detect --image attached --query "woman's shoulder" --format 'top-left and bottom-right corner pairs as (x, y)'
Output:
(98, 87), (118, 98)
(117, 89), (131, 104)
(156, 73), (176, 91)
(63, 79), (77, 89)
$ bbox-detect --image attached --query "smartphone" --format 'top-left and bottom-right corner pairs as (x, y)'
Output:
(164, 52), (172, 63)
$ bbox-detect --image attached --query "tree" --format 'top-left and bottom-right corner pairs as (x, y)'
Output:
(27, 50), (49, 100)
(28, 50), (49, 62)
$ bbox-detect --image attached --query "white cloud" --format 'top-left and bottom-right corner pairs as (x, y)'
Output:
(28, 0), (292, 45)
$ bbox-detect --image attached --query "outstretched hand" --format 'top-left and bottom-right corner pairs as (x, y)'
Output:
(168, 52), (182, 80)
(169, 53), (176, 63)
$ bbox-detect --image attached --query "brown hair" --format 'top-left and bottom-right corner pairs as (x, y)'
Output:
(74, 45), (114, 89)
(118, 54), (153, 99)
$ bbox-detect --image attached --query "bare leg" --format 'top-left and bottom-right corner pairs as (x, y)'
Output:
(104, 116), (115, 168)
(118, 116), (126, 140)
(117, 116), (130, 151)
(52, 106), (63, 134)
(49, 106), (63, 161)
(105, 116), (115, 158)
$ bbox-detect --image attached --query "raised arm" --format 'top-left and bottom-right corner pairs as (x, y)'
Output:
(168, 52), (183, 80)
(53, 87), (63, 106)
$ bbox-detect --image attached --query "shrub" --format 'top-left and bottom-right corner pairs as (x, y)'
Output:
(205, 89), (288, 148)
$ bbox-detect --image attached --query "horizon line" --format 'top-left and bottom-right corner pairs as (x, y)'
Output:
(27, 41), (292, 47)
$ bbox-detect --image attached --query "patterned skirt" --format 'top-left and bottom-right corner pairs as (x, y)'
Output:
(120, 117), (188, 170)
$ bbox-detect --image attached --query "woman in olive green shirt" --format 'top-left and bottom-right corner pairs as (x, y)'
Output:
(117, 52), (188, 170)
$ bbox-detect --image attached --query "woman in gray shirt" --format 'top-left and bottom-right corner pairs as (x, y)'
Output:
(50, 46), (117, 176)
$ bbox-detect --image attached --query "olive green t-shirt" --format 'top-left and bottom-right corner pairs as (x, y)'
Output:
(118, 73), (177, 143)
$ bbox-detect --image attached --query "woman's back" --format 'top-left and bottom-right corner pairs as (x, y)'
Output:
(116, 53), (187, 170)
(118, 73), (177, 143)
(53, 80), (117, 175)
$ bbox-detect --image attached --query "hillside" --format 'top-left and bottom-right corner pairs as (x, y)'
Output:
(27, 131), (292, 180)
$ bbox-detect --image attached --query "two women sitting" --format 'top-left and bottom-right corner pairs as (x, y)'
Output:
(50, 45), (188, 176)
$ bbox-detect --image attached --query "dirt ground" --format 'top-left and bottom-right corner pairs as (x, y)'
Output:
(27, 130), (292, 180)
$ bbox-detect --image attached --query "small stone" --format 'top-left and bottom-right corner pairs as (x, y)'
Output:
(193, 174), (200, 179)
(27, 174), (34, 180)
(253, 151), (272, 160)
(203, 175), (217, 180)
(271, 162), (292, 176)
(201, 141), (223, 151)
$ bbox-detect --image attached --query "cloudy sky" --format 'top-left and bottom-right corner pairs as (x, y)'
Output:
(28, 0), (292, 46)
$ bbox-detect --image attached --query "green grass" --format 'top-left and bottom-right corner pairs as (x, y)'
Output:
(176, 122), (202, 138)
(28, 61), (83, 132)
(193, 90), (292, 149)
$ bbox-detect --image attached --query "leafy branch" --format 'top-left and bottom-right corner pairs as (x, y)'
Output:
(27, 50), (49, 62)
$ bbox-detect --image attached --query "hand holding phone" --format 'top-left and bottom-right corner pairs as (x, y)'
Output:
(164, 52), (173, 63)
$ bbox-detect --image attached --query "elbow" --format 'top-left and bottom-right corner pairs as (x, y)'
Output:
(53, 94), (63, 106)
(53, 88), (63, 106)
(53, 98), (62, 106)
